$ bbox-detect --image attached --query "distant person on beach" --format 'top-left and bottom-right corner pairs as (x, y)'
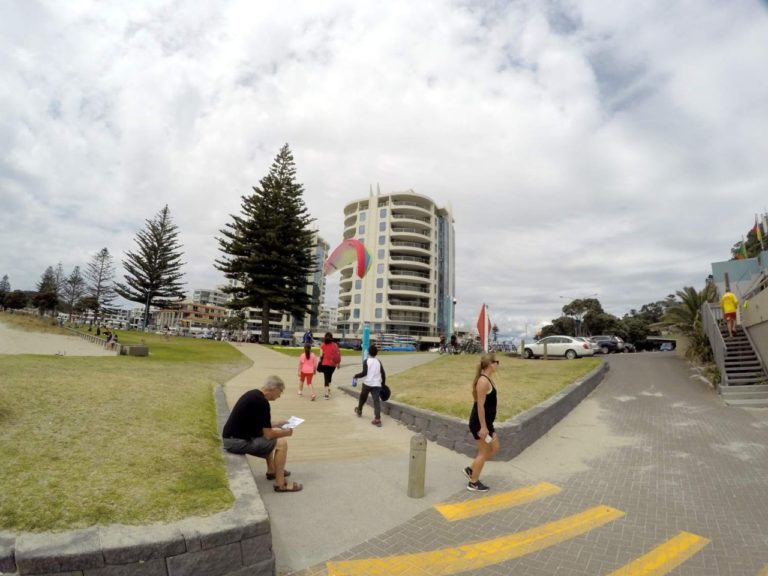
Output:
(298, 343), (318, 400)
(464, 353), (500, 492)
(222, 375), (302, 492)
(721, 288), (738, 338)
(319, 332), (341, 399)
(353, 345), (386, 427)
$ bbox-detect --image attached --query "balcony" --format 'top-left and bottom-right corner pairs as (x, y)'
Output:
(391, 240), (430, 254)
(391, 227), (430, 240)
(390, 282), (429, 295)
(390, 255), (430, 266)
(389, 269), (430, 281)
(388, 298), (429, 310)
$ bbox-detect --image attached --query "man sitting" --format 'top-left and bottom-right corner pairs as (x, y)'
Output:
(222, 375), (302, 492)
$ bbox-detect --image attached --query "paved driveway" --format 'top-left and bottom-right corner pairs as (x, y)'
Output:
(293, 352), (768, 575)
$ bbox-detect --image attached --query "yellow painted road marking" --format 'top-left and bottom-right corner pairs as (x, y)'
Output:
(327, 505), (624, 576)
(607, 531), (710, 576)
(434, 482), (562, 522)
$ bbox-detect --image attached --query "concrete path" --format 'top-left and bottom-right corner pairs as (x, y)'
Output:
(226, 346), (768, 576)
(274, 352), (768, 576)
(222, 345), (470, 574)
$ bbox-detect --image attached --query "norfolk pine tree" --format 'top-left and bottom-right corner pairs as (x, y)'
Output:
(85, 248), (117, 326)
(61, 266), (87, 320)
(0, 274), (10, 307)
(216, 144), (315, 344)
(115, 206), (186, 329)
(34, 265), (59, 315)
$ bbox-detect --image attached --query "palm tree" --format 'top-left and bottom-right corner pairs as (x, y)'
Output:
(654, 283), (718, 360)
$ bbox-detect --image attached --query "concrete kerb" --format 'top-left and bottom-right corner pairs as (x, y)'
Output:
(0, 386), (274, 576)
(340, 360), (609, 461)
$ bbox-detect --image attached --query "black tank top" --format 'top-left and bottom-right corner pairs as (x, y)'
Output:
(469, 375), (497, 432)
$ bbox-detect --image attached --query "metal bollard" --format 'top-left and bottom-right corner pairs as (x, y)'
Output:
(520, 339), (525, 358)
(543, 341), (548, 360)
(408, 433), (427, 498)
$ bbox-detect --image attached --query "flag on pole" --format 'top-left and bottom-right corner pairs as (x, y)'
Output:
(738, 237), (748, 259)
(476, 303), (491, 353)
(755, 214), (765, 249)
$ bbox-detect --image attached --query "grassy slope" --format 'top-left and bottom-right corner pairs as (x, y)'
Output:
(0, 314), (251, 532)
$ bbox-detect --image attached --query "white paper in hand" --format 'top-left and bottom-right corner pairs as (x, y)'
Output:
(281, 416), (305, 430)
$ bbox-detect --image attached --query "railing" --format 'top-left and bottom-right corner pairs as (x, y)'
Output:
(390, 283), (429, 293)
(701, 303), (727, 386)
(65, 327), (122, 355)
(392, 201), (431, 211)
(389, 299), (428, 308)
(390, 255), (430, 265)
(390, 269), (430, 279)
(391, 241), (430, 250)
(391, 214), (431, 224)
(391, 227), (430, 236)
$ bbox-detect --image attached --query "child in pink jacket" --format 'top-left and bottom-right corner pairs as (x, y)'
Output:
(298, 343), (319, 400)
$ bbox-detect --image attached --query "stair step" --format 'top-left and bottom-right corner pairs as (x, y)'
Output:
(721, 384), (768, 393)
(726, 378), (768, 386)
(724, 397), (768, 407)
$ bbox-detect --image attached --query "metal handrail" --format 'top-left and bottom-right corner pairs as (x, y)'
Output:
(391, 255), (430, 264)
(391, 227), (429, 236)
(701, 303), (727, 386)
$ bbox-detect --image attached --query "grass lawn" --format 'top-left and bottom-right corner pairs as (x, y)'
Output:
(387, 354), (602, 421)
(0, 314), (252, 532)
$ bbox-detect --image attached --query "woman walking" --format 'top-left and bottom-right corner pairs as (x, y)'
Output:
(297, 343), (318, 400)
(464, 353), (500, 492)
(319, 332), (341, 399)
(353, 345), (386, 427)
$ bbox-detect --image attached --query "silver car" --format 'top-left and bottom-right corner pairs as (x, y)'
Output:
(523, 335), (596, 360)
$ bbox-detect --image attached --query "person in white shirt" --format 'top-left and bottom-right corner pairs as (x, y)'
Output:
(353, 345), (386, 427)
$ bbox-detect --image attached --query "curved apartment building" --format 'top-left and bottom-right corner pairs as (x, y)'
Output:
(337, 189), (455, 343)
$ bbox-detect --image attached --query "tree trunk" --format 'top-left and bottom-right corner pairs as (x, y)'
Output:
(261, 304), (270, 344)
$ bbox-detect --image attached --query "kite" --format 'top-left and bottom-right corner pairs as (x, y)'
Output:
(323, 239), (371, 279)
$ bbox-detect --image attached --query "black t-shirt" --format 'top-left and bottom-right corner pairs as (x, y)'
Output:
(222, 389), (272, 440)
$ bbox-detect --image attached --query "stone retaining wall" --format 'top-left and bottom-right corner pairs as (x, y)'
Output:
(0, 387), (274, 576)
(344, 360), (608, 461)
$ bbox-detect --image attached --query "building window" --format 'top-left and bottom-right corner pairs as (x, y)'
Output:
(359, 211), (367, 222)
(376, 278), (384, 288)
(377, 263), (384, 274)
(375, 308), (382, 318)
(379, 235), (385, 245)
(358, 225), (365, 234)
(380, 208), (387, 217)
(378, 249), (385, 259)
(374, 323), (381, 331)
(355, 280), (361, 290)
(376, 293), (383, 303)
(353, 309), (360, 319)
(354, 294), (361, 304)
(379, 222), (386, 232)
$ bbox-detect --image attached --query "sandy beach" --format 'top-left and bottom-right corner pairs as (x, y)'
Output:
(0, 321), (115, 356)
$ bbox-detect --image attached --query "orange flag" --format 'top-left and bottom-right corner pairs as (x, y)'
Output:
(476, 304), (492, 351)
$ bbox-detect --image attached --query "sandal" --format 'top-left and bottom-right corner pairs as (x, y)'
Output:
(274, 481), (303, 493)
(266, 470), (290, 480)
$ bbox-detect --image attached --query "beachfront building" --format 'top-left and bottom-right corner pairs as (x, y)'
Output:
(192, 288), (229, 307)
(337, 188), (455, 345)
(155, 300), (228, 332)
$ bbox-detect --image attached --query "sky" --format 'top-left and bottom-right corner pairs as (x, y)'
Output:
(2, 0), (768, 339)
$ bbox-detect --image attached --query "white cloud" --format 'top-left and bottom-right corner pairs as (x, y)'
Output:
(2, 0), (768, 338)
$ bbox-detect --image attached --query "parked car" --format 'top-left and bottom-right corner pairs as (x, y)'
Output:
(523, 335), (595, 360)
(575, 336), (601, 354)
(623, 342), (636, 353)
(591, 335), (625, 354)
(659, 342), (675, 352)
(338, 340), (362, 351)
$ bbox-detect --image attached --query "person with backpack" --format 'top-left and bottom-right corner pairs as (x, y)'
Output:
(319, 332), (341, 399)
(353, 345), (386, 427)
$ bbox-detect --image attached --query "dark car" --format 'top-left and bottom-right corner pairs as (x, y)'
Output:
(338, 340), (362, 351)
(591, 335), (625, 354)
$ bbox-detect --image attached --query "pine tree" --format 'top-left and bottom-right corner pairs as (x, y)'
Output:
(0, 274), (9, 308)
(62, 266), (87, 320)
(85, 248), (117, 326)
(34, 266), (59, 315)
(115, 206), (186, 329)
(216, 144), (315, 344)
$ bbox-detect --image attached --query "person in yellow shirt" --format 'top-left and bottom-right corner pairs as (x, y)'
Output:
(721, 289), (738, 337)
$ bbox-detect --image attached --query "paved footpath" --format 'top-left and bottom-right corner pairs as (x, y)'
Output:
(227, 347), (768, 575)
